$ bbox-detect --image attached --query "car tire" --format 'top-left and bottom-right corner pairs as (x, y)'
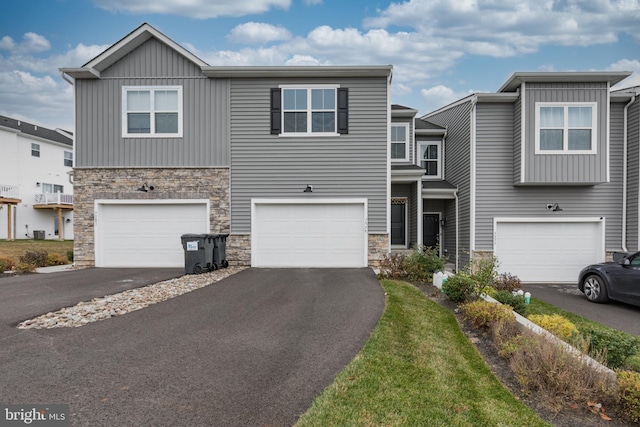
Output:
(583, 274), (609, 303)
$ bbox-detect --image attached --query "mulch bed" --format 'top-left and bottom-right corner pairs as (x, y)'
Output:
(412, 281), (632, 427)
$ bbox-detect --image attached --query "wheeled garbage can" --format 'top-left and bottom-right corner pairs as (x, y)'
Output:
(210, 234), (229, 268)
(181, 234), (215, 274)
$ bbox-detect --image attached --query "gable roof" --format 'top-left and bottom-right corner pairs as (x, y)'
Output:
(60, 23), (207, 79)
(499, 71), (632, 93)
(0, 115), (72, 147)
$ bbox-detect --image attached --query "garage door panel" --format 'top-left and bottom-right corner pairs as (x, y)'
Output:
(495, 220), (604, 283)
(253, 202), (366, 268)
(97, 202), (208, 268)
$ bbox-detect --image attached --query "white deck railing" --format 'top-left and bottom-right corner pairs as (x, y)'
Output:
(34, 193), (73, 205)
(0, 184), (20, 199)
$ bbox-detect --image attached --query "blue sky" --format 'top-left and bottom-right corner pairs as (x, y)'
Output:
(0, 0), (639, 131)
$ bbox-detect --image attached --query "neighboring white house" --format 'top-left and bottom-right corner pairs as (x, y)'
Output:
(0, 115), (74, 240)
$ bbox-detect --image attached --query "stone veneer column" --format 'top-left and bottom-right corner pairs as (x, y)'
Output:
(368, 233), (389, 269)
(73, 168), (230, 268)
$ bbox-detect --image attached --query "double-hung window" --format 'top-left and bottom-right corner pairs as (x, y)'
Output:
(536, 103), (596, 154)
(391, 124), (409, 161)
(42, 183), (64, 193)
(418, 141), (441, 178)
(122, 86), (183, 137)
(64, 151), (73, 167)
(31, 143), (40, 157)
(271, 86), (348, 135)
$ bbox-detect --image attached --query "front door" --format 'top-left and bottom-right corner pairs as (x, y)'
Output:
(423, 214), (439, 248)
(391, 202), (406, 246)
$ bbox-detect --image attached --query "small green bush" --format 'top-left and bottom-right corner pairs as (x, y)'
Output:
(66, 249), (74, 263)
(493, 273), (522, 292)
(618, 370), (640, 423)
(379, 253), (406, 279)
(581, 326), (640, 369)
(442, 272), (481, 303)
(47, 253), (69, 266)
(528, 314), (579, 342)
(403, 245), (446, 284)
(467, 255), (499, 288)
(493, 290), (528, 317)
(0, 256), (16, 272)
(19, 250), (49, 268)
(461, 300), (515, 329)
(16, 263), (36, 273)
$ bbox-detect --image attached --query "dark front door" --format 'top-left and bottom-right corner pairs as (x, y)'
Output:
(391, 203), (406, 246)
(423, 214), (439, 248)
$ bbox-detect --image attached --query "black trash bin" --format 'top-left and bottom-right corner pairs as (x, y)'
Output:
(181, 234), (215, 274)
(210, 234), (229, 268)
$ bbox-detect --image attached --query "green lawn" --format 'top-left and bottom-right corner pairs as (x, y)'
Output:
(0, 239), (73, 263)
(296, 280), (550, 427)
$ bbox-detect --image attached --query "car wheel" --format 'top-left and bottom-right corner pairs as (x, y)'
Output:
(583, 274), (609, 303)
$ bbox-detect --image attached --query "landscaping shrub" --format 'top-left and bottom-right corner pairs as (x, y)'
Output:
(19, 250), (49, 268)
(47, 253), (69, 266)
(581, 326), (640, 369)
(66, 250), (74, 263)
(490, 318), (525, 359)
(441, 272), (481, 303)
(467, 255), (499, 288)
(493, 290), (529, 317)
(0, 256), (16, 272)
(528, 314), (579, 342)
(493, 272), (522, 292)
(378, 253), (405, 279)
(15, 263), (37, 273)
(509, 329), (617, 413)
(617, 370), (640, 423)
(461, 300), (515, 329)
(403, 245), (446, 284)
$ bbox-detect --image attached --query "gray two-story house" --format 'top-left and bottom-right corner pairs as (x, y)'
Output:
(61, 23), (392, 269)
(391, 72), (639, 283)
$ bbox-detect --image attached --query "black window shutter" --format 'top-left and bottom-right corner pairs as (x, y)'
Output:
(270, 88), (281, 135)
(337, 88), (348, 134)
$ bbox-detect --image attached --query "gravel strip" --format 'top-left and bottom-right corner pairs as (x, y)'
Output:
(18, 267), (246, 329)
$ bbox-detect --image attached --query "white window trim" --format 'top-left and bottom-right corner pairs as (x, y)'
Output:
(391, 123), (410, 162)
(278, 84), (340, 137)
(31, 143), (40, 157)
(64, 151), (73, 167)
(122, 86), (183, 138)
(535, 102), (597, 155)
(417, 141), (442, 179)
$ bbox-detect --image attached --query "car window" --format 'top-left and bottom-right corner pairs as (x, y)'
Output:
(630, 255), (640, 266)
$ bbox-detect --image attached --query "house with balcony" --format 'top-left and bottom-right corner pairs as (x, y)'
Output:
(0, 115), (74, 240)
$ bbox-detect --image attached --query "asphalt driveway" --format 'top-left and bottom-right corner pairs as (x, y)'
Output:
(522, 283), (640, 337)
(0, 268), (384, 426)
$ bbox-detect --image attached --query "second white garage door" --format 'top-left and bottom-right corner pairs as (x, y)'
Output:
(494, 218), (605, 283)
(252, 199), (367, 268)
(95, 200), (209, 268)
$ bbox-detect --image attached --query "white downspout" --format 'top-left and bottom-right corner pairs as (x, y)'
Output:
(469, 96), (478, 261)
(622, 92), (637, 252)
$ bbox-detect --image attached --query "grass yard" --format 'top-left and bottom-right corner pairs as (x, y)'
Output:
(296, 280), (550, 427)
(0, 239), (73, 264)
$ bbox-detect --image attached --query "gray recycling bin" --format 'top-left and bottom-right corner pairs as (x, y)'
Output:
(210, 234), (229, 268)
(181, 234), (215, 274)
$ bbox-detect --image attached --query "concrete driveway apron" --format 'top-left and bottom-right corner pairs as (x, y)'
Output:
(0, 268), (384, 426)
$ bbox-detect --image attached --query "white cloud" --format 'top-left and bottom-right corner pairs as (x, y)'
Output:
(0, 32), (50, 54)
(93, 0), (291, 18)
(608, 59), (640, 89)
(420, 85), (475, 113)
(304, 0), (322, 4)
(227, 22), (292, 44)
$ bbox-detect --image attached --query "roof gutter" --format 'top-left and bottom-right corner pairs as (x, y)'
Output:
(60, 71), (74, 86)
(622, 90), (638, 252)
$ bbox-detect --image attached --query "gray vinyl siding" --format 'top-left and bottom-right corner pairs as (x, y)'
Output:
(391, 117), (414, 165)
(426, 101), (473, 267)
(230, 77), (388, 234)
(391, 183), (417, 246)
(522, 82), (609, 184)
(75, 38), (230, 168)
(513, 96), (522, 184)
(626, 100), (640, 251)
(475, 102), (624, 253)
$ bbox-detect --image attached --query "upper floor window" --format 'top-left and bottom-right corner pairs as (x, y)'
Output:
(271, 86), (348, 136)
(31, 143), (40, 157)
(42, 183), (63, 193)
(535, 103), (596, 154)
(418, 141), (441, 179)
(122, 86), (183, 138)
(64, 151), (73, 167)
(391, 124), (409, 161)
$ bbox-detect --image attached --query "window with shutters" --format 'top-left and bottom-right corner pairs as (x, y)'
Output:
(271, 85), (348, 136)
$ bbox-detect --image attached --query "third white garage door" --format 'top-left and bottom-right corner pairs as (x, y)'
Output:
(494, 218), (605, 283)
(252, 199), (367, 268)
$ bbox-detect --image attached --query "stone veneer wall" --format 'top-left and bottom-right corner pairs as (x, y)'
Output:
(226, 234), (251, 266)
(73, 168), (230, 268)
(368, 233), (389, 269)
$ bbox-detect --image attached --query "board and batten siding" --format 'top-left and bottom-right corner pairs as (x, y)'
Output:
(475, 102), (624, 252)
(75, 38), (230, 168)
(426, 101), (473, 267)
(230, 77), (389, 234)
(522, 82), (609, 184)
(625, 100), (640, 251)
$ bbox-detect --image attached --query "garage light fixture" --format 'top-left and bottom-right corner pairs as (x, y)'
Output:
(137, 183), (155, 192)
(546, 203), (563, 212)
(303, 185), (313, 193)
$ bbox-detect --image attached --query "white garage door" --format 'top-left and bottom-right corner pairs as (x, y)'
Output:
(494, 218), (605, 283)
(252, 200), (367, 268)
(96, 201), (209, 267)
